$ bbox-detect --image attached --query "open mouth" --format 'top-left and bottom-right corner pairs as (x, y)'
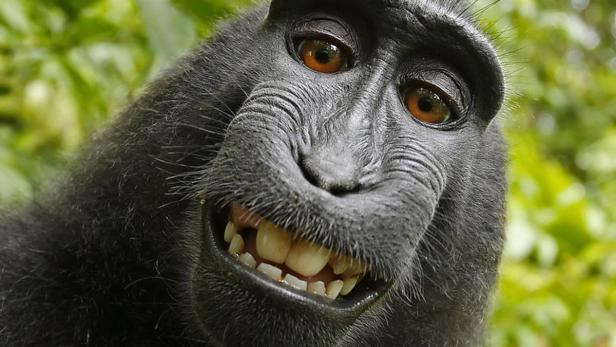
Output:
(206, 201), (387, 306)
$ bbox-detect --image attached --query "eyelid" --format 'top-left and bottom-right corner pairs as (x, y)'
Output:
(291, 18), (359, 61)
(297, 32), (352, 50)
(401, 73), (466, 114)
(292, 34), (355, 70)
(401, 81), (461, 121)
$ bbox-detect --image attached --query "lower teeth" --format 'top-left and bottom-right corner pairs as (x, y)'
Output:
(256, 263), (282, 281)
(307, 281), (326, 296)
(283, 274), (308, 291)
(326, 280), (344, 299)
(242, 252), (350, 299)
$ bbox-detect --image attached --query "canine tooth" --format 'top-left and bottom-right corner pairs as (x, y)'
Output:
(224, 222), (238, 243)
(227, 234), (244, 255)
(285, 240), (331, 277)
(329, 253), (351, 275)
(307, 281), (326, 296)
(340, 277), (359, 296)
(256, 263), (282, 281)
(283, 274), (308, 291)
(326, 280), (344, 299)
(238, 253), (257, 269)
(256, 220), (292, 264)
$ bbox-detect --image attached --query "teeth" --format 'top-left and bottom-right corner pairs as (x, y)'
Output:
(340, 277), (359, 296)
(343, 260), (367, 278)
(224, 206), (369, 300)
(227, 234), (244, 255)
(326, 280), (344, 299)
(307, 281), (326, 296)
(238, 253), (257, 269)
(283, 274), (308, 291)
(256, 220), (293, 264)
(256, 263), (282, 281)
(285, 240), (332, 277)
(329, 253), (351, 275)
(224, 222), (238, 243)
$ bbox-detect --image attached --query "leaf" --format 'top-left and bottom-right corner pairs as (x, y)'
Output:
(170, 0), (252, 22)
(64, 17), (120, 46)
(135, 0), (196, 75)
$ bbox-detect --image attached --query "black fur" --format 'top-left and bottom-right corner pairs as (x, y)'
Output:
(0, 1), (506, 346)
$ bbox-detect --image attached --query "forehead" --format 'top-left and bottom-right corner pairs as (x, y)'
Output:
(366, 0), (470, 15)
(304, 0), (473, 20)
(276, 0), (479, 43)
(279, 0), (488, 62)
(359, 0), (478, 37)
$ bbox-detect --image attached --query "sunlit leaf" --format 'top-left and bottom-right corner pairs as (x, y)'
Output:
(135, 0), (195, 74)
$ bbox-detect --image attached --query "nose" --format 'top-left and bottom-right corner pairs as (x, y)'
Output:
(300, 146), (361, 195)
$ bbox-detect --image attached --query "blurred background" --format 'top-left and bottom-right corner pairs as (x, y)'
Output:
(0, 0), (614, 345)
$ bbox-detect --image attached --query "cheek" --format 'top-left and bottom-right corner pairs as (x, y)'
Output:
(381, 126), (481, 192)
(420, 129), (483, 180)
(252, 31), (299, 77)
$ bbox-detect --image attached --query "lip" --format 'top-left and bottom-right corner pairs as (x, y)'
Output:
(199, 200), (389, 316)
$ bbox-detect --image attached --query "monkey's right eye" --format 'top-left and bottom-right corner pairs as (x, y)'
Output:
(296, 38), (349, 73)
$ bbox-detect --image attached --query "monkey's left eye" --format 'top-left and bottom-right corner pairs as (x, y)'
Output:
(404, 86), (454, 125)
(296, 38), (349, 73)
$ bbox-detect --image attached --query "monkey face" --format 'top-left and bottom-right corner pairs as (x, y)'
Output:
(190, 1), (505, 345)
(0, 1), (509, 345)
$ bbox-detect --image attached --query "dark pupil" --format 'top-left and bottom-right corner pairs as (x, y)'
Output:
(418, 96), (434, 113)
(315, 45), (333, 64)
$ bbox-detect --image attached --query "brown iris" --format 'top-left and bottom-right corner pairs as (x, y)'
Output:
(298, 38), (347, 73)
(405, 86), (452, 124)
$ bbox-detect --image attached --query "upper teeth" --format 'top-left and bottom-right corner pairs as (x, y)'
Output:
(223, 203), (367, 300)
(256, 220), (293, 264)
(329, 253), (351, 275)
(224, 222), (238, 243)
(285, 239), (332, 277)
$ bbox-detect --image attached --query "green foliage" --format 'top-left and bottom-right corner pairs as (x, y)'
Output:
(480, 0), (616, 345)
(0, 0), (614, 345)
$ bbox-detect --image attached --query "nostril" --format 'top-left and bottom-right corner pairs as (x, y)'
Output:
(299, 153), (361, 196)
(328, 183), (361, 197)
